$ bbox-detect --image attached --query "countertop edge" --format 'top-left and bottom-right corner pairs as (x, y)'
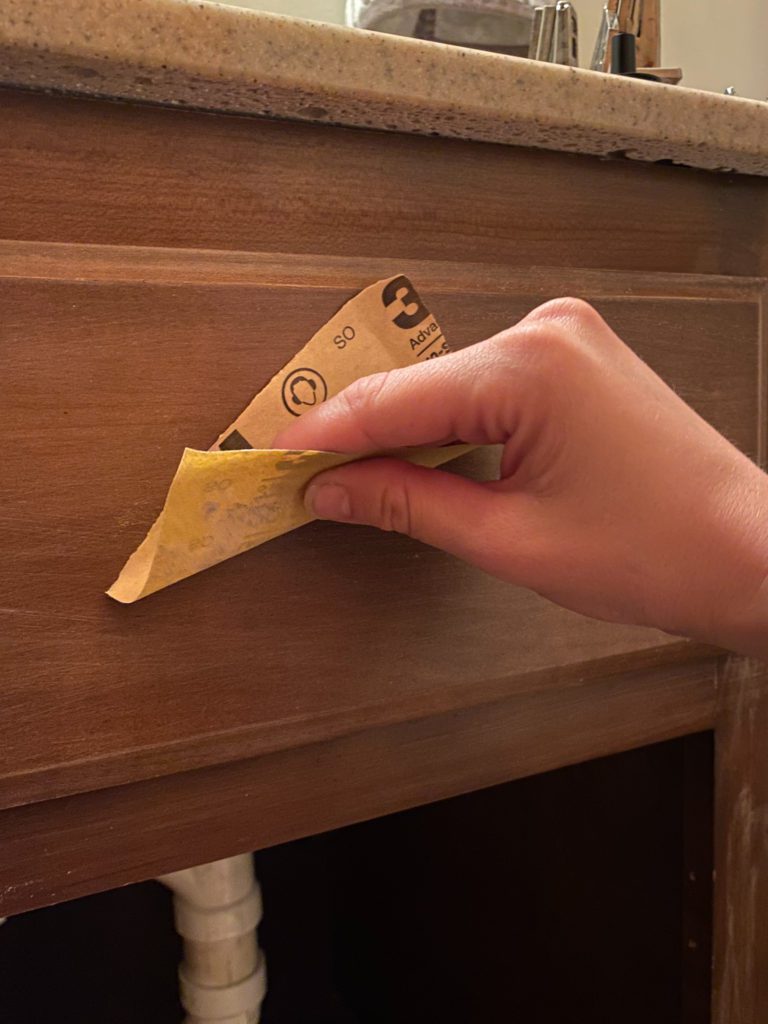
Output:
(1, 0), (767, 176)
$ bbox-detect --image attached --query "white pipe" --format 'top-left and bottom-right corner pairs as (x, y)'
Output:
(159, 854), (266, 1024)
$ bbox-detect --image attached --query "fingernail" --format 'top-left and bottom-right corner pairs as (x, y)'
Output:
(305, 482), (352, 521)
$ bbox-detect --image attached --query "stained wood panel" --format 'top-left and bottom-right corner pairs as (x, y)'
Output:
(0, 657), (716, 917)
(2, 87), (767, 975)
(1, 242), (759, 810)
(713, 658), (768, 1023)
(1, 88), (767, 277)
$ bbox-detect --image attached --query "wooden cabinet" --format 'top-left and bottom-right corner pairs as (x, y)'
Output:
(1, 85), (766, 1021)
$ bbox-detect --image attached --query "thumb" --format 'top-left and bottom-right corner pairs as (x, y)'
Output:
(304, 458), (508, 569)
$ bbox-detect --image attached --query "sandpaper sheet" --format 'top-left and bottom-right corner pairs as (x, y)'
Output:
(108, 275), (469, 603)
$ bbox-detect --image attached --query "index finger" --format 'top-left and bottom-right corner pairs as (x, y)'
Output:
(272, 337), (505, 454)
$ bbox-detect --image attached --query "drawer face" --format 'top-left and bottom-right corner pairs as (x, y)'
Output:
(0, 243), (762, 807)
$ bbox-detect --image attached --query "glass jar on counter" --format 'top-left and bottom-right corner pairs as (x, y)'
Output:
(346, 0), (537, 55)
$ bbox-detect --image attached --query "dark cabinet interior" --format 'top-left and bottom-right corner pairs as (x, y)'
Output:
(0, 735), (713, 1024)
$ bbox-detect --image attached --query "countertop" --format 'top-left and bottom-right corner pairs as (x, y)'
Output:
(1, 0), (768, 176)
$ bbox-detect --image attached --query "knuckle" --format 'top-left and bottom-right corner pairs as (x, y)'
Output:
(531, 296), (601, 329)
(509, 319), (572, 369)
(377, 479), (414, 535)
(508, 296), (607, 372)
(344, 370), (393, 412)
(335, 371), (395, 448)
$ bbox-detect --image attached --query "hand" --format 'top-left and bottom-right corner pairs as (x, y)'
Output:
(274, 298), (768, 658)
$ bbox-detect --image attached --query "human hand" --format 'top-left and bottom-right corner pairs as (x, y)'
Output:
(274, 298), (768, 658)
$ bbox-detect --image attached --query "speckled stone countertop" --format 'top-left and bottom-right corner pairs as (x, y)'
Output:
(2, 0), (768, 176)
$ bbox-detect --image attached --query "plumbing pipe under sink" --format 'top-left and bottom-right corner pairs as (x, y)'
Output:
(159, 854), (266, 1024)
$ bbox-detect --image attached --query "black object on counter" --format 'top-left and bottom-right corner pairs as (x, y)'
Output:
(610, 32), (661, 81)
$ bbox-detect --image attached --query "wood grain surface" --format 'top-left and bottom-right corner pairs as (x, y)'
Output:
(1, 88), (768, 278)
(1, 88), (767, 955)
(713, 658), (768, 1023)
(0, 656), (717, 916)
(1, 243), (758, 809)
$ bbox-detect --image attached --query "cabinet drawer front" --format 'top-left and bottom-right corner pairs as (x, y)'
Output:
(0, 244), (761, 807)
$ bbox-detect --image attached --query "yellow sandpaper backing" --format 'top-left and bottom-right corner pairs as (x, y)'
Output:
(108, 275), (469, 603)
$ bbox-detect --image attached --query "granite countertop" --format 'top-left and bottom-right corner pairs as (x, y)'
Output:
(2, 0), (768, 176)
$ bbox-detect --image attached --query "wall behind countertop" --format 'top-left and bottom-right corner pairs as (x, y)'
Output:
(227, 0), (768, 100)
